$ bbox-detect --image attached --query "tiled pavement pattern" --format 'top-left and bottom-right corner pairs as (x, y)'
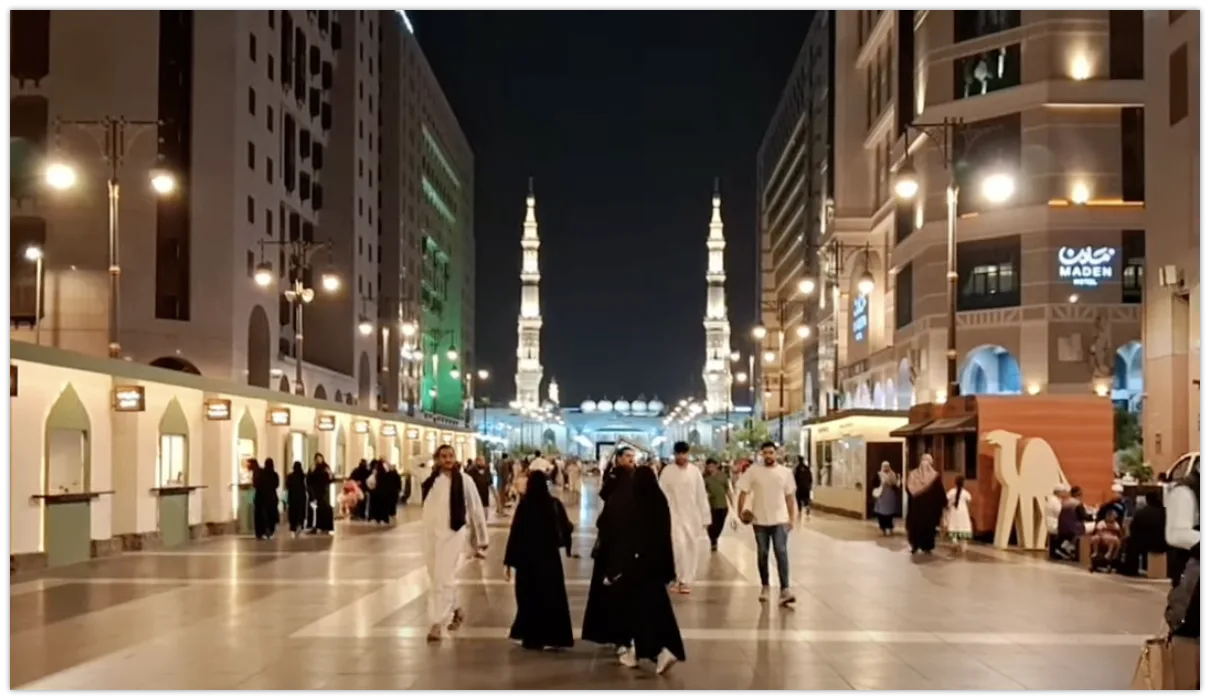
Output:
(11, 485), (1166, 690)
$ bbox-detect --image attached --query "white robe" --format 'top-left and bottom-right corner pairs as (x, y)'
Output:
(422, 471), (489, 626)
(659, 463), (712, 585)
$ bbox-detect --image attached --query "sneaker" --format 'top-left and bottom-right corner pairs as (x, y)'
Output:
(655, 648), (678, 675)
(618, 647), (639, 669)
(779, 589), (797, 607)
(759, 586), (770, 602)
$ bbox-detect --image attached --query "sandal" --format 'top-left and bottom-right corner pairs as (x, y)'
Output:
(447, 607), (465, 631)
(426, 625), (442, 643)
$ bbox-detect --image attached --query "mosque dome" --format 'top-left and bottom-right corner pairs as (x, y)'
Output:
(581, 400), (597, 412)
(648, 399), (665, 414)
(597, 399), (614, 413)
(631, 400), (648, 414)
(614, 399), (631, 414)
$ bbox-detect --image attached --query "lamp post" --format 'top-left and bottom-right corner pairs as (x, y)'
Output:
(811, 239), (877, 413)
(45, 116), (175, 358)
(893, 118), (1015, 400)
(463, 368), (490, 427)
(24, 245), (44, 346)
(752, 278), (813, 445)
(253, 239), (340, 395)
(421, 327), (461, 416)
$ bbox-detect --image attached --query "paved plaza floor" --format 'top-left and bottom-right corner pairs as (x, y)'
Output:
(11, 485), (1166, 689)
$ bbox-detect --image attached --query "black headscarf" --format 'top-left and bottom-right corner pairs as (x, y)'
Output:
(421, 446), (467, 531)
(504, 471), (567, 568)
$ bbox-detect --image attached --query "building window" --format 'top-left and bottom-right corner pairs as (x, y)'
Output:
(895, 263), (914, 329)
(247, 250), (255, 278)
(267, 54), (274, 82)
(1108, 11), (1143, 80)
(248, 87), (256, 115)
(249, 32), (257, 62)
(1121, 107), (1145, 202)
(954, 44), (1021, 100)
(265, 209), (273, 237)
(266, 157), (274, 184)
(1170, 44), (1189, 125)
(957, 235), (1021, 311)
(247, 141), (256, 169)
(247, 196), (255, 224)
(266, 105), (274, 133)
(268, 10), (275, 28)
(1122, 229), (1145, 304)
(1170, 10), (1186, 23)
(953, 10), (1020, 43)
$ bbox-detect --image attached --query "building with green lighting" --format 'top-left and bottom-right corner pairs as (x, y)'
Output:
(380, 12), (475, 421)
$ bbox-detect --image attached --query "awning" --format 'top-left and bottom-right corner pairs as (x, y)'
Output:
(920, 415), (977, 435)
(889, 420), (933, 438)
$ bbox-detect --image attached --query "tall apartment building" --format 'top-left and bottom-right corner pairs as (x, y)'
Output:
(377, 11), (474, 420)
(824, 10), (1146, 415)
(9, 11), (474, 420)
(756, 11), (834, 426)
(1142, 10), (1199, 470)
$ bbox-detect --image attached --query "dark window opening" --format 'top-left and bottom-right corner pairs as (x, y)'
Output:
(895, 263), (914, 329)
(10, 216), (47, 325)
(10, 95), (49, 201)
(954, 44), (1021, 100)
(154, 10), (194, 322)
(11, 11), (51, 86)
(1108, 11), (1144, 80)
(957, 235), (1021, 311)
(1121, 107), (1145, 202)
(954, 10), (1020, 43)
(1122, 229), (1145, 304)
(1170, 44), (1189, 125)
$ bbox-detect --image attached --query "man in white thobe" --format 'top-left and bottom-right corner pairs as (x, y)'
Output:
(421, 444), (488, 642)
(659, 441), (711, 594)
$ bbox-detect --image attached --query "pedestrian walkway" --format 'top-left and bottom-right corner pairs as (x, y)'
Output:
(11, 486), (1162, 689)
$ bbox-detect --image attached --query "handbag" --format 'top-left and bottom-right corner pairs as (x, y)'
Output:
(1131, 635), (1170, 690)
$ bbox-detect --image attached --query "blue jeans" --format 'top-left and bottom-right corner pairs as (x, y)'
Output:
(753, 524), (790, 590)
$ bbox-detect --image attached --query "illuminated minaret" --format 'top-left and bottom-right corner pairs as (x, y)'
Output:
(702, 178), (733, 413)
(514, 178), (544, 408)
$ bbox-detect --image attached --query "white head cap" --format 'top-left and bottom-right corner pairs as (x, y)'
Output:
(1111, 483), (1124, 494)
(1054, 483), (1071, 494)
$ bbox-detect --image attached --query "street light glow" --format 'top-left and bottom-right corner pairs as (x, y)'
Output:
(477, 369), (489, 380)
(149, 171), (177, 195)
(253, 262), (273, 287)
(449, 369), (459, 379)
(735, 371), (748, 384)
(320, 271), (341, 292)
(893, 164), (920, 200)
(357, 317), (374, 336)
(797, 278), (816, 296)
(446, 349), (458, 361)
(981, 173), (1015, 204)
(44, 162), (78, 191)
(751, 325), (767, 340)
(795, 325), (811, 339)
(763, 350), (776, 363)
(729, 351), (740, 362)
(401, 321), (417, 337)
(857, 270), (876, 296)
(24, 245), (43, 262)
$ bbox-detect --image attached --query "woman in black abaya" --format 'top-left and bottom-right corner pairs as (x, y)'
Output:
(582, 453), (634, 648)
(285, 461), (309, 535)
(307, 453), (335, 534)
(253, 458), (280, 540)
(905, 453), (946, 554)
(608, 464), (686, 673)
(504, 471), (575, 650)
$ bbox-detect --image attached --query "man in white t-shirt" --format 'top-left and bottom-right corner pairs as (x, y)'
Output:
(735, 441), (797, 606)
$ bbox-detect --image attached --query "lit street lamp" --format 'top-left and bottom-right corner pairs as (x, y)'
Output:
(24, 245), (44, 346)
(46, 116), (176, 358)
(893, 117), (1015, 400)
(253, 239), (340, 395)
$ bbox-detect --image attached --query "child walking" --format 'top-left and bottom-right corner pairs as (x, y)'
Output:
(945, 475), (973, 553)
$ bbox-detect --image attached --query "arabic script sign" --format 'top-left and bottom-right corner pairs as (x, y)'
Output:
(1057, 246), (1117, 287)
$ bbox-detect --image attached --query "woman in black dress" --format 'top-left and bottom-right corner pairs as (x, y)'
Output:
(582, 451), (634, 649)
(253, 458), (280, 540)
(307, 453), (335, 534)
(285, 461), (309, 535)
(905, 454), (946, 554)
(504, 470), (575, 650)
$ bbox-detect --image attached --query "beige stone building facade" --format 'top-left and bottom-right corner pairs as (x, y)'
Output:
(1142, 10), (1200, 470)
(822, 10), (1147, 414)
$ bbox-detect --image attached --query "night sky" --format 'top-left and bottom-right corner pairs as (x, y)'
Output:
(412, 10), (808, 406)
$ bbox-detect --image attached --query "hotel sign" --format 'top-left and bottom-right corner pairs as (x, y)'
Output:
(267, 408), (291, 426)
(204, 399), (232, 421)
(316, 415), (336, 431)
(852, 294), (869, 342)
(112, 386), (146, 412)
(1058, 246), (1117, 288)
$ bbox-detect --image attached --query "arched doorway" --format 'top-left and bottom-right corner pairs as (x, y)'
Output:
(542, 428), (558, 450)
(278, 376), (291, 393)
(959, 345), (1023, 396)
(246, 305), (271, 388)
(334, 389), (343, 403)
(157, 397), (192, 548)
(43, 384), (93, 567)
(358, 352), (372, 407)
(150, 356), (202, 375)
(1114, 341), (1144, 412)
(234, 409), (258, 526)
(313, 384), (327, 401)
(856, 383), (872, 409)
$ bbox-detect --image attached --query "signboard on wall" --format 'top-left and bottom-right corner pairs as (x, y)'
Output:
(852, 295), (869, 342)
(112, 386), (146, 412)
(204, 399), (232, 421)
(316, 415), (336, 431)
(406, 428), (420, 439)
(1057, 246), (1118, 287)
(382, 424), (398, 437)
(267, 408), (291, 426)
(352, 420), (369, 434)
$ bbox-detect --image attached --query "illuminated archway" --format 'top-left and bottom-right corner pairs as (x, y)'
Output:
(1114, 341), (1143, 412)
(959, 345), (1023, 396)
